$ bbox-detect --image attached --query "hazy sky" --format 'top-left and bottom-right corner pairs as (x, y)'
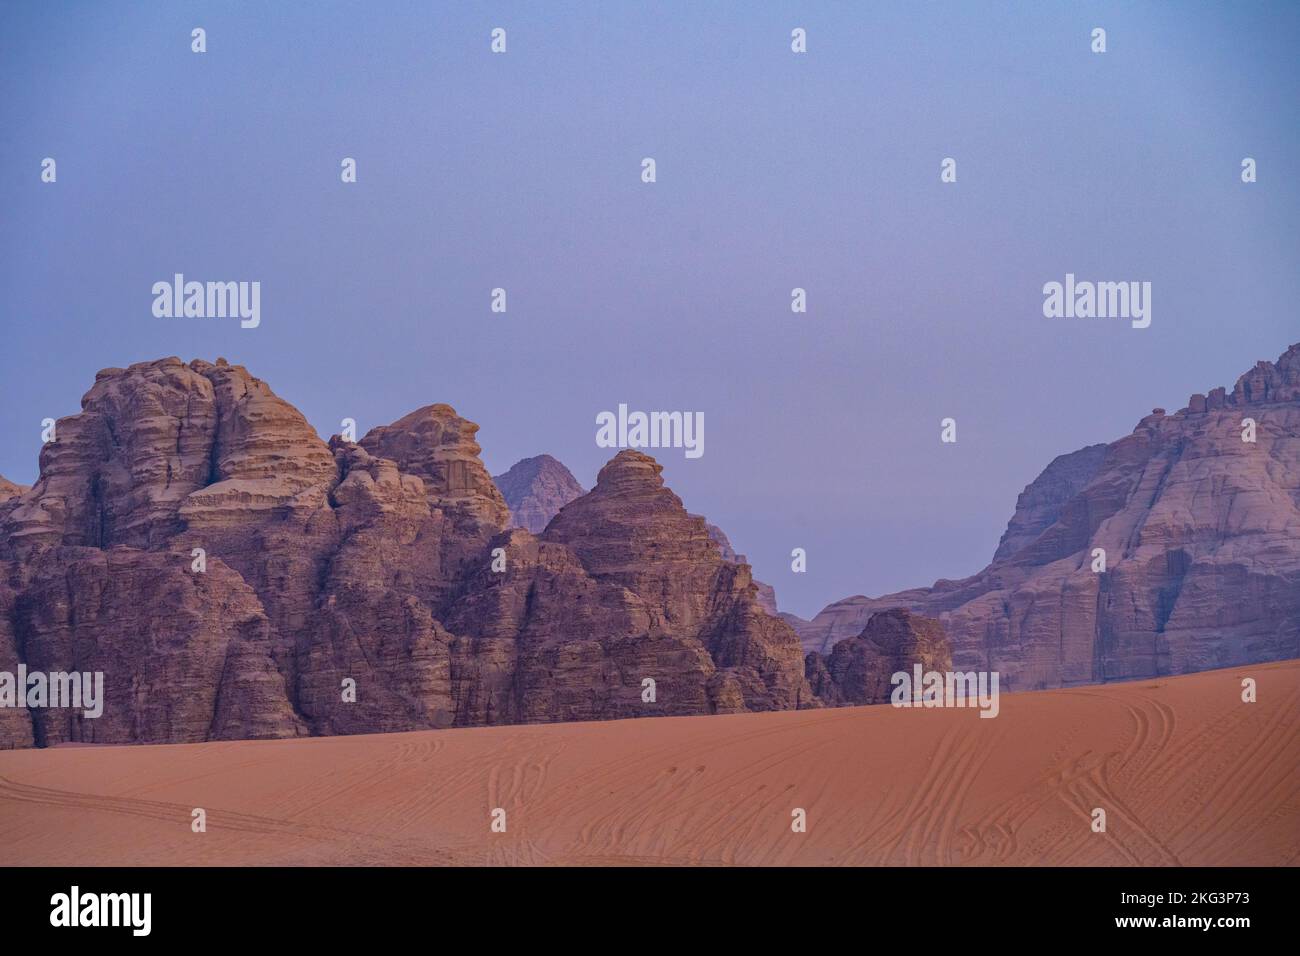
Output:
(2, 2), (1297, 617)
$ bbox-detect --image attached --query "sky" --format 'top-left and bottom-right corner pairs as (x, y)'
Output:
(1, 1), (1298, 618)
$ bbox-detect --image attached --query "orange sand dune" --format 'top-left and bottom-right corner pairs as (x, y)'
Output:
(1, 661), (1297, 866)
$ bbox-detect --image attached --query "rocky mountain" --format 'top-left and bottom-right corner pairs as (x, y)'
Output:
(0, 358), (813, 748)
(805, 609), (951, 706)
(492, 454), (585, 534)
(491, 454), (786, 616)
(799, 342), (1300, 691)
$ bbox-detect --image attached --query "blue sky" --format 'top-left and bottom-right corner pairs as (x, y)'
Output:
(2, 1), (1297, 616)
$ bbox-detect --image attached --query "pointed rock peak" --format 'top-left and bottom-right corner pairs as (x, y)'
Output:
(493, 454), (585, 534)
(360, 403), (508, 526)
(494, 453), (582, 491)
(498, 453), (565, 476)
(386, 402), (465, 430)
(592, 450), (665, 495)
(545, 450), (697, 546)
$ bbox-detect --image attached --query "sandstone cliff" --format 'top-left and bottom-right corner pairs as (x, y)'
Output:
(800, 343), (1300, 691)
(0, 359), (811, 747)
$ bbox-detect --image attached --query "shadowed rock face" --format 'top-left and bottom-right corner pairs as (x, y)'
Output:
(12, 549), (304, 747)
(0, 360), (811, 748)
(805, 609), (952, 706)
(800, 342), (1300, 692)
(493, 454), (584, 534)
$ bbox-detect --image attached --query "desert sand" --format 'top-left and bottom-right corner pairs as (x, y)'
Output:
(1, 660), (1296, 866)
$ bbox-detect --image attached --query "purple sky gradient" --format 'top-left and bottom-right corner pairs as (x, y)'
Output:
(2, 1), (1298, 617)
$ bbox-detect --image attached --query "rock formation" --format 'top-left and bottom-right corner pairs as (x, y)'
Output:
(492, 455), (786, 616)
(3, 342), (1294, 748)
(0, 359), (812, 748)
(800, 342), (1300, 692)
(700, 520), (780, 616)
(992, 444), (1109, 561)
(805, 609), (951, 706)
(492, 454), (584, 534)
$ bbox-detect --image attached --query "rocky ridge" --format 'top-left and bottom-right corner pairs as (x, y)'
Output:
(0, 358), (819, 747)
(798, 343), (1300, 691)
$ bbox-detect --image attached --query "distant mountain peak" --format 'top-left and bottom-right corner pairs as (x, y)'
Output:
(492, 454), (585, 534)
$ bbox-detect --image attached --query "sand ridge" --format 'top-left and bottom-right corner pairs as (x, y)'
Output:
(0, 661), (1296, 866)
